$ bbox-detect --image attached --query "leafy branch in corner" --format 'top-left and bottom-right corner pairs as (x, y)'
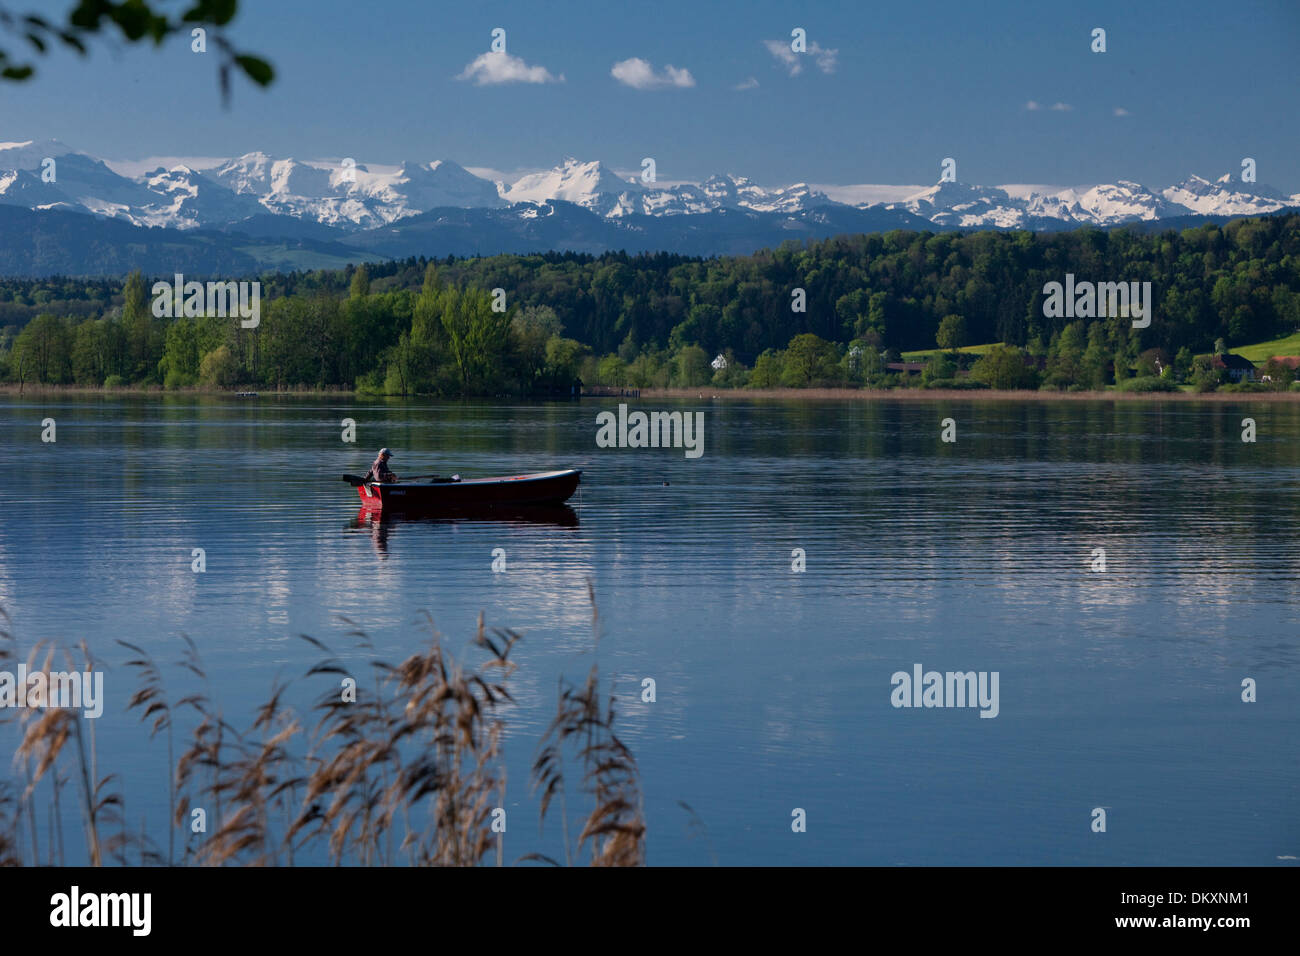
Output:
(0, 1), (273, 104)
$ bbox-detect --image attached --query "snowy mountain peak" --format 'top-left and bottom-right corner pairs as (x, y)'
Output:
(903, 181), (1009, 205)
(890, 182), (1026, 228)
(371, 159), (505, 211)
(1, 139), (1298, 234)
(212, 152), (279, 194)
(1162, 172), (1291, 215)
(505, 158), (639, 208)
(0, 138), (81, 166)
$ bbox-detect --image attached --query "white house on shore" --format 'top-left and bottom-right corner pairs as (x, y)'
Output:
(1211, 353), (1257, 382)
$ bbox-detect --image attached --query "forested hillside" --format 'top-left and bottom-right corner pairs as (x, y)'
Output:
(3, 214), (1298, 394)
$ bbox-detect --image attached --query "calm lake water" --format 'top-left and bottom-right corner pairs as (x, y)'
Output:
(1, 394), (1297, 866)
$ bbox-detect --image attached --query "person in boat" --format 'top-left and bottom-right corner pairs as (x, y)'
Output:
(365, 448), (398, 483)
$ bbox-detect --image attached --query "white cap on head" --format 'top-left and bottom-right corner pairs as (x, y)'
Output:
(379, 448), (391, 458)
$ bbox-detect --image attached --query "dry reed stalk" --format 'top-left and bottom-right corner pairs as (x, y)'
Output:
(528, 583), (646, 866)
(292, 613), (520, 866)
(1, 599), (649, 867)
(119, 640), (176, 864)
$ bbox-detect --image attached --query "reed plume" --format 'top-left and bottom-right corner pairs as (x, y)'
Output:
(0, 596), (648, 867)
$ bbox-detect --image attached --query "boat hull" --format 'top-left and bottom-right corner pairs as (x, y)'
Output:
(357, 469), (581, 512)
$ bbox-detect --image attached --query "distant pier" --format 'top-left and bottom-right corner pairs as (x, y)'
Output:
(580, 385), (640, 398)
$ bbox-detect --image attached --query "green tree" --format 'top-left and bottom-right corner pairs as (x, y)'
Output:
(350, 264), (370, 299)
(1025, 334), (1047, 363)
(1228, 304), (1254, 343)
(1191, 354), (1221, 392)
(858, 345), (885, 384)
(70, 317), (109, 385)
(198, 345), (237, 388)
(1081, 323), (1111, 389)
(543, 336), (587, 391)
(12, 313), (70, 383)
(596, 354), (628, 386)
(511, 304), (562, 388)
(420, 262), (442, 296)
(302, 294), (343, 387)
(259, 296), (301, 388)
(781, 333), (838, 386)
(1045, 322), (1086, 388)
(669, 304), (718, 351)
(673, 345), (711, 387)
(970, 344), (1038, 390)
(922, 351), (956, 385)
(1112, 346), (1130, 382)
(121, 269), (164, 382)
(626, 350), (665, 389)
(935, 314), (966, 351)
(159, 316), (201, 386)
(408, 270), (448, 386)
(866, 291), (891, 344)
(617, 329), (641, 363)
(441, 285), (512, 393)
(835, 289), (872, 339)
(381, 332), (415, 395)
(1260, 357), (1296, 389)
(747, 349), (785, 388)
(840, 342), (872, 385)
(122, 270), (146, 354)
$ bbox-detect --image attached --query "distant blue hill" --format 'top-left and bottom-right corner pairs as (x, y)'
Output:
(0, 200), (1286, 278)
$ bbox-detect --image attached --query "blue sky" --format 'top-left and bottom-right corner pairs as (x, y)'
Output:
(2, 0), (1298, 189)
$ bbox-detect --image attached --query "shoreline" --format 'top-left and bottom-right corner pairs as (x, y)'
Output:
(641, 386), (1300, 402)
(5, 384), (1297, 402)
(0, 385), (349, 397)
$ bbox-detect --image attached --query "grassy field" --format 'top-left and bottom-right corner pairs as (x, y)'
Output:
(904, 334), (1300, 366)
(1236, 331), (1300, 363)
(900, 342), (1001, 361)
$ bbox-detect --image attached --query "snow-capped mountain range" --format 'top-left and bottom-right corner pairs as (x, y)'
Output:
(884, 176), (1298, 228)
(2, 139), (1297, 234)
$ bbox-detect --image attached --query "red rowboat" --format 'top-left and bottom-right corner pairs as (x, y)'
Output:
(345, 468), (581, 512)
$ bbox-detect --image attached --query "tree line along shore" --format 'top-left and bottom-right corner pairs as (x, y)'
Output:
(2, 213), (1298, 397)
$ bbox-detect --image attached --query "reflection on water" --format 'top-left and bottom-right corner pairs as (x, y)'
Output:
(0, 395), (1297, 865)
(348, 506), (579, 557)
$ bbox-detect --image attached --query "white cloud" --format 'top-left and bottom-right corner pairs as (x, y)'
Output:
(1025, 100), (1042, 111)
(764, 40), (799, 74)
(733, 76), (759, 91)
(610, 57), (695, 89)
(1050, 102), (1073, 111)
(455, 52), (563, 86)
(812, 44), (838, 74)
(1113, 106), (1130, 116)
(763, 38), (837, 76)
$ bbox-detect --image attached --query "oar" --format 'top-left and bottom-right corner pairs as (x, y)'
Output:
(340, 473), (459, 486)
